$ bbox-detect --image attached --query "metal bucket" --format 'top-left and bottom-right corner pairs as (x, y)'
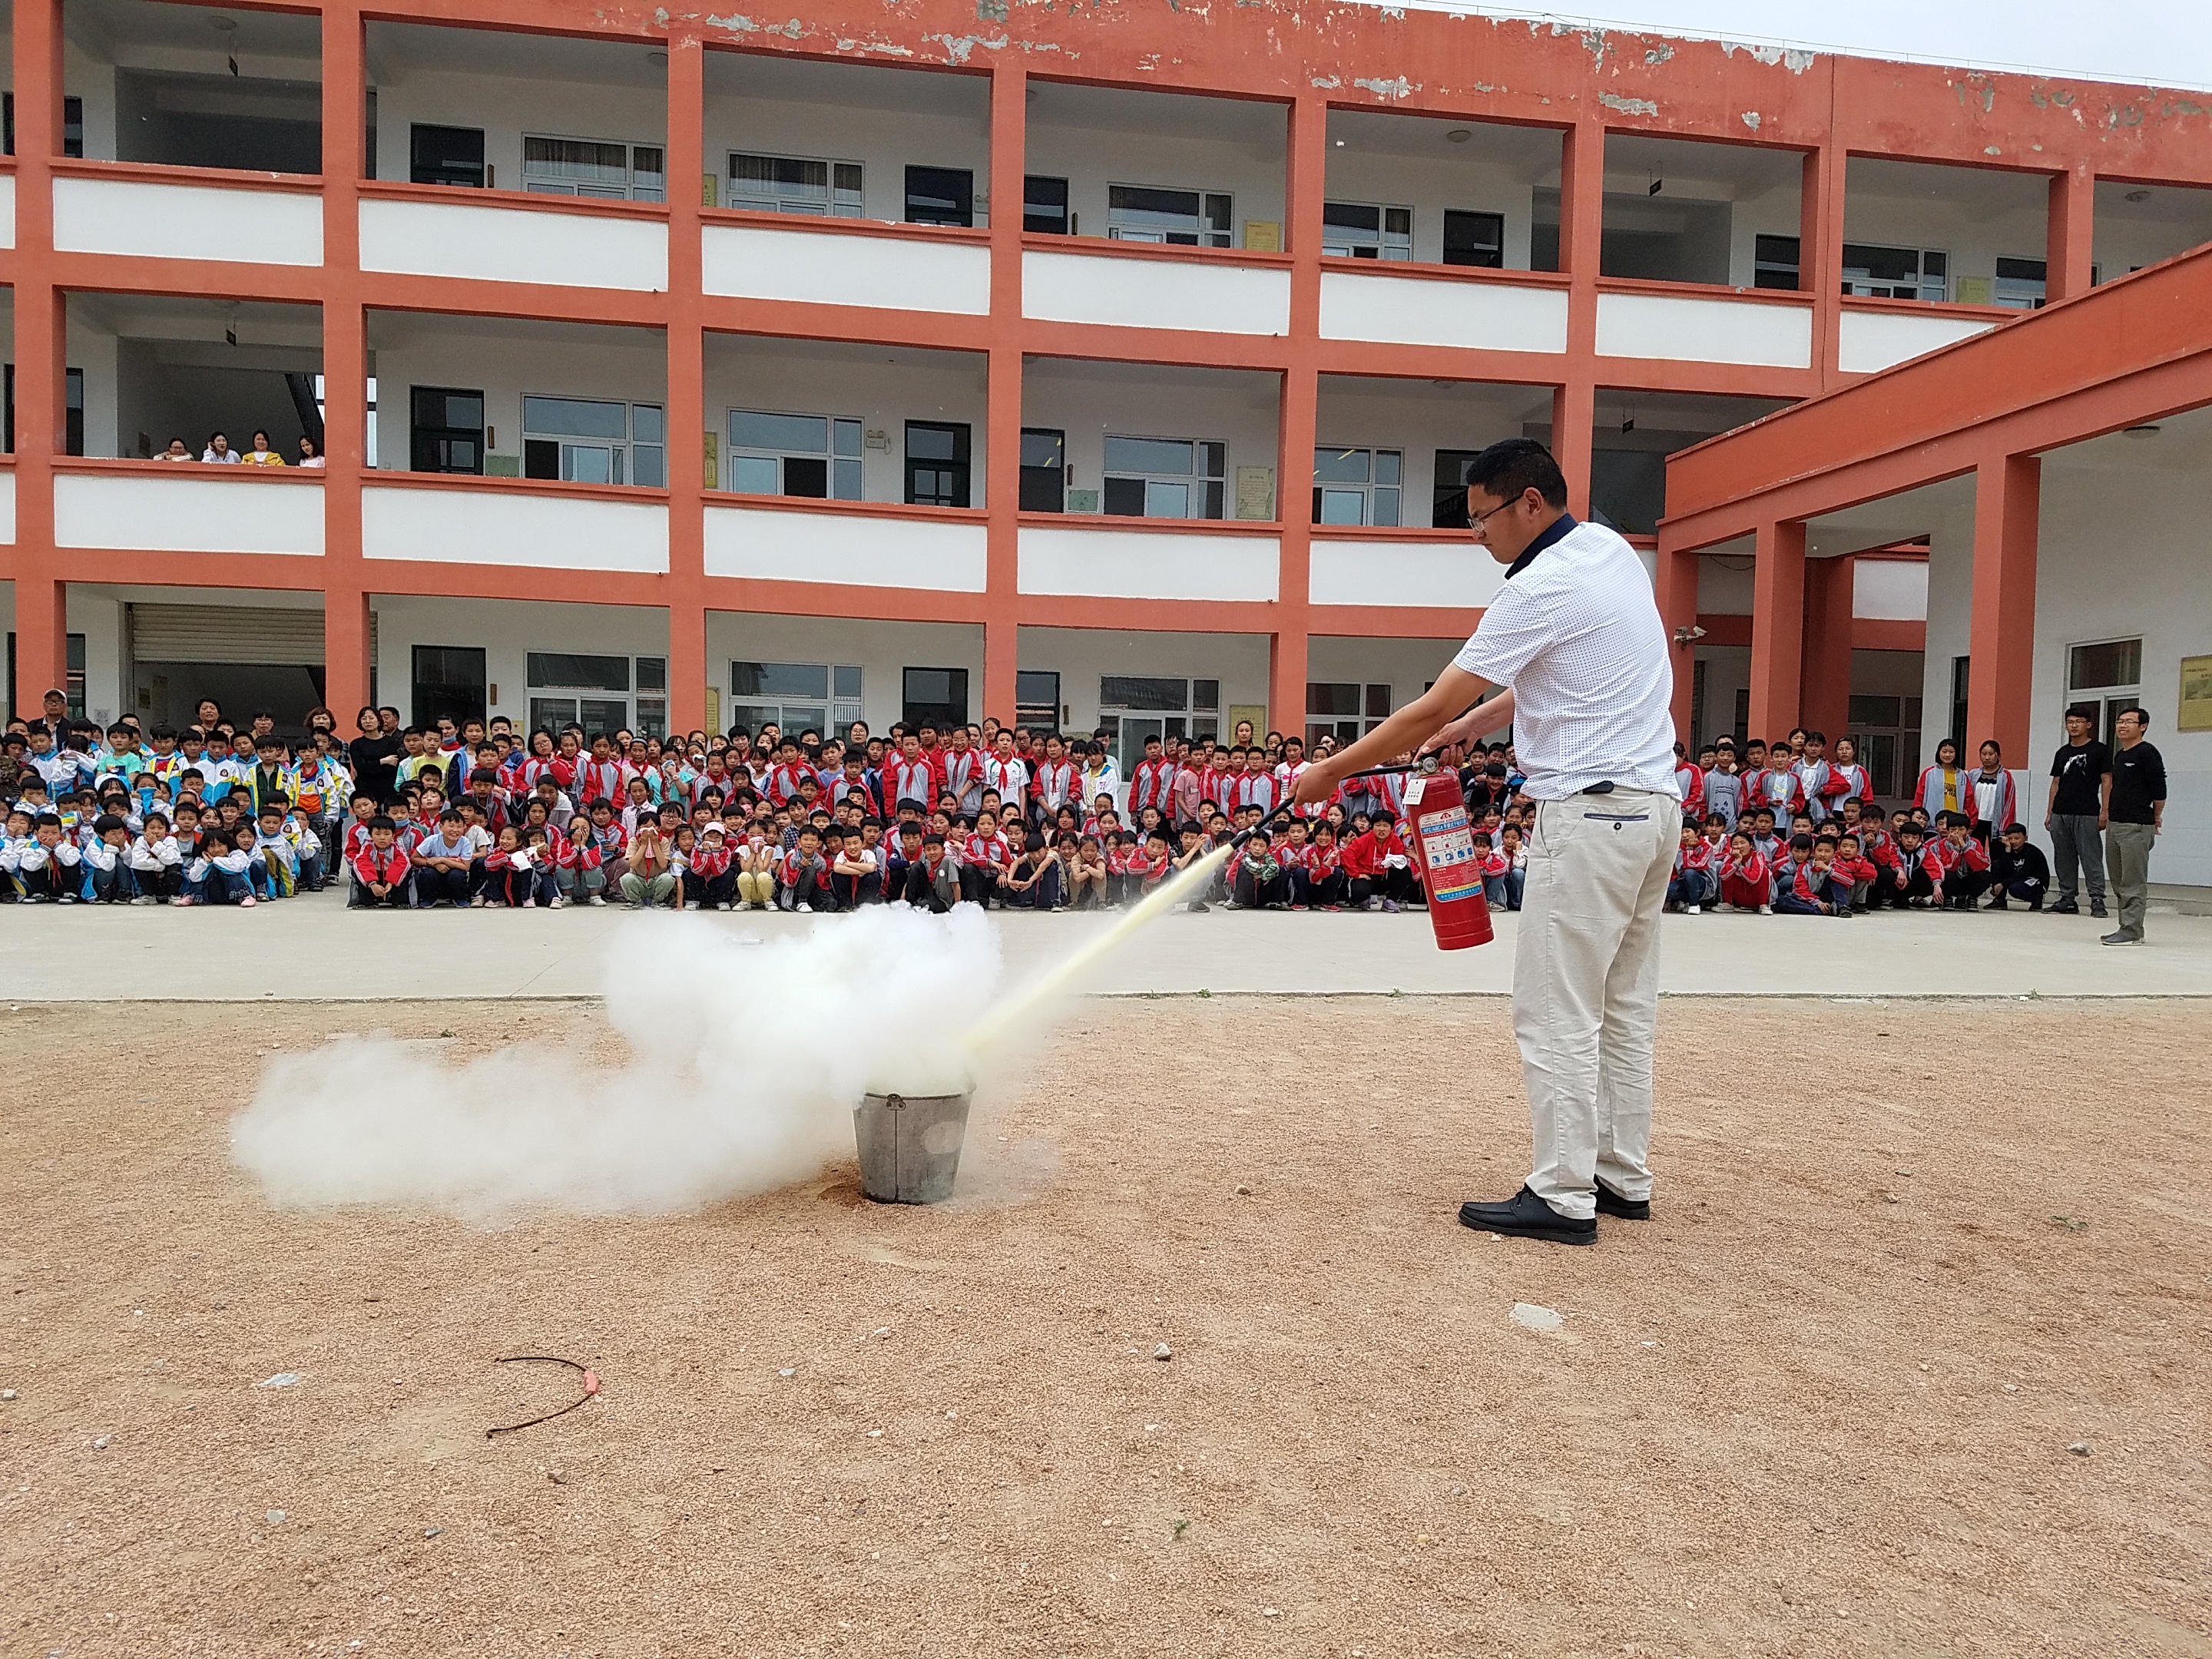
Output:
(853, 1091), (972, 1204)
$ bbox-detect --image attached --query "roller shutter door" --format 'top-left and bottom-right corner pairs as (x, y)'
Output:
(129, 604), (325, 666)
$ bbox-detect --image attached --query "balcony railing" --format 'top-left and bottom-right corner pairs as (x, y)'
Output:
(1837, 296), (2005, 374)
(357, 183), (669, 291)
(53, 460), (324, 556)
(704, 496), (987, 591)
(1308, 525), (1503, 608)
(1317, 263), (1570, 355)
(1022, 238), (1293, 336)
(1017, 515), (1280, 602)
(1595, 280), (1816, 370)
(362, 474), (668, 571)
(703, 212), (991, 316)
(51, 161), (323, 267)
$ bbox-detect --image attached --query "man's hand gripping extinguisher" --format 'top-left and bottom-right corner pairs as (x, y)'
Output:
(1232, 759), (1492, 952)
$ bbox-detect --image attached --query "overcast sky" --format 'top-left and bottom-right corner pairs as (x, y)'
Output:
(1401, 2), (2212, 91)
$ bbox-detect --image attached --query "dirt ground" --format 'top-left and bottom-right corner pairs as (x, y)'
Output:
(2, 997), (2208, 1659)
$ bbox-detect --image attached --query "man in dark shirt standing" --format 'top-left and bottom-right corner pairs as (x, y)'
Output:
(2103, 706), (2167, 945)
(2045, 704), (2111, 917)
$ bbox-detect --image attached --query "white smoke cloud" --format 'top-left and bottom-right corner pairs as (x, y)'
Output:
(229, 906), (1002, 1223)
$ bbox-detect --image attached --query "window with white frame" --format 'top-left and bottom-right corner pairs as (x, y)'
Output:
(523, 397), (665, 488)
(728, 662), (863, 740)
(1312, 446), (1402, 526)
(527, 652), (667, 739)
(1323, 200), (1412, 260)
(1318, 203), (1406, 260)
(727, 410), (863, 501)
(1098, 677), (1220, 775)
(727, 153), (863, 217)
(1102, 435), (1226, 520)
(2067, 636), (2142, 747)
(524, 136), (665, 201)
(1842, 243), (1948, 302)
(1108, 184), (1233, 247)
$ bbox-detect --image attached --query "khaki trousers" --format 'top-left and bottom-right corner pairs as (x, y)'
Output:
(2105, 821), (2154, 941)
(1514, 786), (1679, 1220)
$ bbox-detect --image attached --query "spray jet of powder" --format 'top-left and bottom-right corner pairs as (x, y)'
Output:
(230, 905), (999, 1222)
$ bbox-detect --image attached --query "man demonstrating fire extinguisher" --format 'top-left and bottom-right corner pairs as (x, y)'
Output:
(1293, 437), (1681, 1246)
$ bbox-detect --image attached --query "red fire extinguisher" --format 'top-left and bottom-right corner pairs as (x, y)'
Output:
(1402, 756), (1495, 952)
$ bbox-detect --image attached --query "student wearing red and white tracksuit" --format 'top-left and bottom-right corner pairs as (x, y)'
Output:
(959, 812), (1013, 907)
(1129, 739), (1176, 819)
(1666, 823), (1717, 912)
(1717, 833), (1770, 912)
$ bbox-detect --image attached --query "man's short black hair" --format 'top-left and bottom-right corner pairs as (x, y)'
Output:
(2066, 703), (2099, 722)
(2118, 704), (2150, 728)
(1464, 437), (1568, 511)
(1790, 833), (1816, 852)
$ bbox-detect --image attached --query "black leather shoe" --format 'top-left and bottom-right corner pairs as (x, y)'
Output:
(2091, 902), (2109, 919)
(2048, 901), (2079, 915)
(1594, 1181), (1651, 1220)
(1458, 1186), (1596, 1245)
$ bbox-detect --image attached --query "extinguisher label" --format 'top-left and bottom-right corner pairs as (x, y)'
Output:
(1417, 805), (1482, 902)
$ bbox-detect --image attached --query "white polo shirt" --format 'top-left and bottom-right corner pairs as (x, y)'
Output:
(1452, 517), (1681, 803)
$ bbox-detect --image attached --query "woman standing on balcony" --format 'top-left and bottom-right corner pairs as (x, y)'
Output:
(203, 432), (241, 463)
(243, 431), (286, 466)
(296, 437), (326, 469)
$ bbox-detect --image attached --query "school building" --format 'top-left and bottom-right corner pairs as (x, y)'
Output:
(2, 0), (2210, 793)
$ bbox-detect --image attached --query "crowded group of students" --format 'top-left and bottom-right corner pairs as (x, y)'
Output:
(2, 681), (2048, 922)
(1661, 729), (2051, 916)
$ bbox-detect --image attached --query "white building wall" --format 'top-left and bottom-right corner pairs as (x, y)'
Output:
(1017, 627), (1271, 737)
(372, 597), (667, 732)
(706, 614), (983, 736)
(1027, 92), (1286, 250)
(1323, 146), (1548, 270)
(1919, 509), (1975, 761)
(704, 61), (991, 226)
(369, 68), (667, 194)
(369, 321), (665, 479)
(1844, 166), (2050, 302)
(706, 340), (990, 506)
(2029, 462), (2212, 886)
(1025, 363), (1278, 515)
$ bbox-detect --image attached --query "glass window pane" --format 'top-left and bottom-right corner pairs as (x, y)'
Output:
(525, 136), (631, 185)
(1323, 201), (1382, 233)
(635, 657), (667, 691)
(1200, 442), (1227, 479)
(733, 662), (829, 699)
(1373, 487), (1399, 526)
(1306, 682), (1359, 717)
(632, 446), (665, 488)
(1109, 184), (1201, 231)
(561, 445), (614, 485)
(1100, 677), (1188, 711)
(632, 404), (664, 443)
(1374, 449), (1402, 485)
(783, 457), (829, 498)
(1366, 684), (1392, 717)
(581, 697), (631, 733)
(833, 419), (863, 458)
(1192, 679), (1220, 711)
(907, 425), (957, 461)
(2068, 638), (2141, 690)
(727, 454), (779, 493)
(731, 410), (828, 452)
(1320, 488), (1366, 525)
(528, 652), (631, 691)
(833, 665), (863, 699)
(1020, 430), (1064, 469)
(1314, 446), (1369, 483)
(833, 458), (863, 500)
(529, 697), (578, 733)
(1105, 435), (1194, 475)
(1144, 480), (1190, 518)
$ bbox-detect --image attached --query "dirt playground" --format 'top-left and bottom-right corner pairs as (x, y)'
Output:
(2, 997), (2207, 1658)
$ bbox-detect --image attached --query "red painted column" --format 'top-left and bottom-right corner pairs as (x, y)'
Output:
(664, 31), (710, 736)
(1800, 132), (1847, 389)
(1270, 94), (1326, 742)
(2046, 164), (2096, 304)
(980, 62), (1027, 727)
(11, 0), (67, 714)
(1800, 551), (1855, 743)
(1747, 519), (1806, 740)
(320, 3), (372, 719)
(1554, 117), (1605, 516)
(1965, 454), (2040, 767)
(1653, 546), (1700, 740)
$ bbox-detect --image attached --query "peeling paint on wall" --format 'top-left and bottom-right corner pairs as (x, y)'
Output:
(1598, 90), (1659, 117)
(923, 29), (1006, 63)
(1644, 43), (1674, 65)
(1353, 75), (1413, 101)
(1720, 42), (1816, 74)
(975, 0), (1007, 21)
(1549, 22), (1611, 68)
(1740, 110), (1760, 131)
(1310, 74), (1342, 89)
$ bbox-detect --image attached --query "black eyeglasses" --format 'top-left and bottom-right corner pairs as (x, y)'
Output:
(1467, 497), (1522, 535)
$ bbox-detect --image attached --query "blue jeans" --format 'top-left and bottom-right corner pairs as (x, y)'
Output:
(89, 861), (137, 902)
(1667, 870), (1717, 907)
